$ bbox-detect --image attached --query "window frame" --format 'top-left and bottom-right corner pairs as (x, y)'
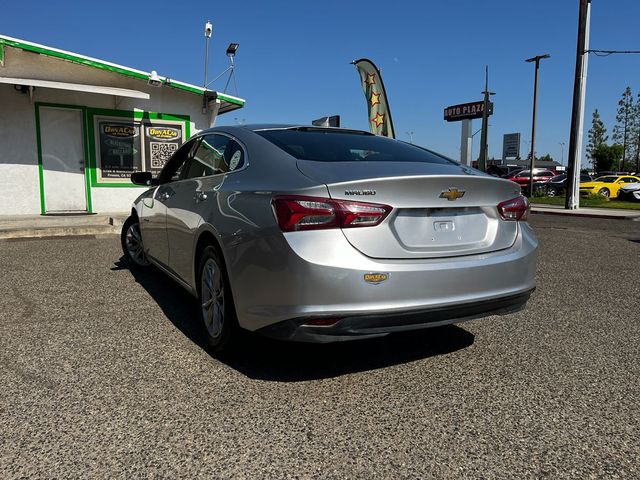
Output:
(179, 132), (249, 181)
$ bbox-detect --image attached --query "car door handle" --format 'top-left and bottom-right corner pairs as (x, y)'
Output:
(194, 191), (208, 202)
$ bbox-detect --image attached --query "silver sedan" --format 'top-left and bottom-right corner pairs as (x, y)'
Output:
(122, 125), (537, 351)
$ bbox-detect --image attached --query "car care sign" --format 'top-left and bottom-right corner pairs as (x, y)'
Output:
(98, 122), (142, 178)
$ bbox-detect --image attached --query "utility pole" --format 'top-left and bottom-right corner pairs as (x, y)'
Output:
(478, 66), (494, 172)
(559, 141), (566, 166)
(525, 54), (551, 197)
(565, 0), (591, 210)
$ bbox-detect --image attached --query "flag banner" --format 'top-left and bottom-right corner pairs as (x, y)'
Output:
(352, 58), (395, 138)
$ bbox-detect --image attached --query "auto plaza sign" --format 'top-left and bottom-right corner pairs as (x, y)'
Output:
(443, 101), (493, 122)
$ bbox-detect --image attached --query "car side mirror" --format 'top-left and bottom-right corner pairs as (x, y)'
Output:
(131, 171), (158, 186)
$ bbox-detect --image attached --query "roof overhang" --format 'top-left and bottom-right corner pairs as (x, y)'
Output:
(0, 76), (150, 99)
(0, 35), (246, 111)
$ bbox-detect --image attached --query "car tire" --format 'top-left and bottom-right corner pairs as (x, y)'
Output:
(598, 187), (610, 198)
(547, 187), (557, 197)
(197, 245), (238, 352)
(121, 216), (150, 268)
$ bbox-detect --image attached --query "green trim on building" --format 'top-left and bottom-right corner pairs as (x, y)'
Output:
(34, 106), (46, 214)
(0, 43), (4, 66)
(34, 102), (94, 214)
(0, 36), (245, 107)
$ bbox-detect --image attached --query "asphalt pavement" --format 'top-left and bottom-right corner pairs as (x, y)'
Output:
(0, 216), (638, 479)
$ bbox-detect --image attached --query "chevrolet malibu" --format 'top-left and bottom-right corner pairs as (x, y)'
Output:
(122, 125), (538, 351)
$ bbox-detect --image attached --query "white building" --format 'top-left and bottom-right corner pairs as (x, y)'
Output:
(0, 35), (245, 215)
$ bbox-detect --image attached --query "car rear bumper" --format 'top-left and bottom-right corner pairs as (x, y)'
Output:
(226, 222), (538, 337)
(256, 289), (534, 342)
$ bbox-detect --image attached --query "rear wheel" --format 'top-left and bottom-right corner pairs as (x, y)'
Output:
(121, 216), (150, 267)
(598, 187), (610, 198)
(197, 246), (238, 352)
(547, 187), (557, 197)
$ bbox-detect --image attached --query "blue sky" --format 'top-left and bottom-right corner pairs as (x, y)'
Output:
(2, 0), (639, 165)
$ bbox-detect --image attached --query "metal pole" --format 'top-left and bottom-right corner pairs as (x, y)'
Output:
(204, 20), (213, 88)
(479, 66), (490, 172)
(565, 0), (591, 210)
(528, 60), (540, 197)
(525, 54), (550, 197)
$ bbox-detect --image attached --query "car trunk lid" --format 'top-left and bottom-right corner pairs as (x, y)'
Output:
(297, 160), (522, 259)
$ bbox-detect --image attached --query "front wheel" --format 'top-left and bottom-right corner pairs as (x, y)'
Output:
(547, 187), (557, 197)
(197, 246), (238, 352)
(121, 216), (150, 267)
(598, 188), (610, 198)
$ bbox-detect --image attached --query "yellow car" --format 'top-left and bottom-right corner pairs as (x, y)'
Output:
(579, 175), (640, 198)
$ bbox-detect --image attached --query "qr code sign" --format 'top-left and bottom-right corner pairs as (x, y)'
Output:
(150, 142), (178, 168)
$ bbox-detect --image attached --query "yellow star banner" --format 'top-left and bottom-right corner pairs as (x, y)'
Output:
(352, 58), (395, 138)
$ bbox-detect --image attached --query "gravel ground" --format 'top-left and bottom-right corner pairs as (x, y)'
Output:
(0, 216), (638, 479)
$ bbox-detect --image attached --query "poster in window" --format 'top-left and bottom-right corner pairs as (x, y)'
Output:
(143, 123), (184, 176)
(98, 122), (142, 178)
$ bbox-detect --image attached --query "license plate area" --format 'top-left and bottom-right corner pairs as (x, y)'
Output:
(392, 207), (491, 250)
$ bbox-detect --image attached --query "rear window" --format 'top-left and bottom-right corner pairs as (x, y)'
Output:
(255, 128), (453, 165)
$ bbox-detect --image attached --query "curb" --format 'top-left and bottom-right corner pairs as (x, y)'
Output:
(531, 209), (640, 221)
(0, 215), (126, 240)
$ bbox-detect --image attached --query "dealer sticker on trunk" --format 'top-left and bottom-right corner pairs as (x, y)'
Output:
(364, 272), (389, 284)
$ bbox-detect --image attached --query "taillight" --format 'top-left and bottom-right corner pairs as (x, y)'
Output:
(272, 195), (392, 232)
(497, 195), (530, 221)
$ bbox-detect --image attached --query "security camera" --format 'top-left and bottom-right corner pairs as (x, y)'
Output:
(148, 70), (162, 87)
(205, 21), (213, 38)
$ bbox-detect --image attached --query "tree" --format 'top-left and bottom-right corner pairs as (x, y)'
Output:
(586, 109), (608, 166)
(538, 153), (554, 163)
(612, 87), (635, 170)
(592, 144), (624, 173)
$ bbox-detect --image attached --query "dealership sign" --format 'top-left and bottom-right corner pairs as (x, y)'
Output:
(502, 133), (521, 159)
(443, 101), (493, 122)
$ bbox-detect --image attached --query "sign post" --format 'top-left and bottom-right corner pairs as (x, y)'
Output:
(460, 119), (472, 166)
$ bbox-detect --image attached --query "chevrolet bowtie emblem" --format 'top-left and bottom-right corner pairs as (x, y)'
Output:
(439, 188), (466, 201)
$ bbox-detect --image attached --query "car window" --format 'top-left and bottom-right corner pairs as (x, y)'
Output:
(621, 177), (638, 183)
(183, 134), (243, 179)
(594, 176), (617, 183)
(551, 175), (566, 182)
(540, 171), (554, 177)
(580, 175), (591, 182)
(255, 128), (454, 165)
(157, 138), (199, 184)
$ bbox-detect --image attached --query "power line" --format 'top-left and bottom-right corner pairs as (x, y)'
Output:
(586, 49), (640, 56)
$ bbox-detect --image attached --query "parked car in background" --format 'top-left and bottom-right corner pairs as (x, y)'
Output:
(506, 169), (557, 194)
(535, 173), (593, 197)
(121, 125), (538, 351)
(617, 182), (640, 201)
(579, 175), (640, 198)
(486, 165), (526, 178)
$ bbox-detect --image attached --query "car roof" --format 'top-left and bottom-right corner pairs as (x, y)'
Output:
(196, 124), (375, 138)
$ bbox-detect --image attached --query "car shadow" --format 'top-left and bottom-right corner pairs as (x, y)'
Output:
(115, 258), (475, 382)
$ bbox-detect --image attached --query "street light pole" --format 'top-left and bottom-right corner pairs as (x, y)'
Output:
(525, 54), (551, 198)
(405, 131), (414, 143)
(559, 141), (566, 166)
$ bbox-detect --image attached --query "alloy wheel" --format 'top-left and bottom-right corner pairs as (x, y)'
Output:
(201, 258), (225, 339)
(125, 222), (150, 266)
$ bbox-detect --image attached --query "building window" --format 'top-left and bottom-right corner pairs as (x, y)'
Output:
(93, 114), (186, 184)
